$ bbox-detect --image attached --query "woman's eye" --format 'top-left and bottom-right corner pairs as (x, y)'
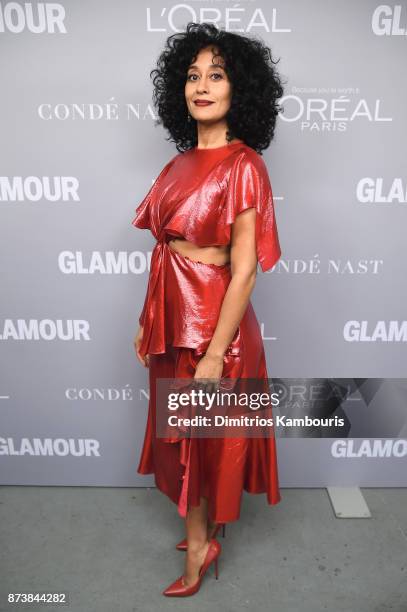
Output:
(186, 73), (223, 81)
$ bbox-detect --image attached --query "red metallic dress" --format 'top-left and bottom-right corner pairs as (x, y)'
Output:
(132, 140), (282, 523)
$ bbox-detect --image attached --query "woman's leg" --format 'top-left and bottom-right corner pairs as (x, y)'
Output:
(207, 517), (220, 538)
(182, 496), (210, 586)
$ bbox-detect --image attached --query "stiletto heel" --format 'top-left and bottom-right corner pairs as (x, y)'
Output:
(175, 522), (226, 551)
(163, 538), (222, 597)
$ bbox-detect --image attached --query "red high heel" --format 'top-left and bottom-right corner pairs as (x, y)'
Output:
(163, 538), (221, 597)
(175, 522), (226, 551)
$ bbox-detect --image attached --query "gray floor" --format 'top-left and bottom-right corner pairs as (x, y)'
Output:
(1, 486), (406, 612)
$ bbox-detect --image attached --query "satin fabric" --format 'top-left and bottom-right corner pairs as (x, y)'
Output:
(137, 307), (281, 523)
(132, 141), (282, 522)
(135, 236), (241, 359)
(133, 141), (281, 358)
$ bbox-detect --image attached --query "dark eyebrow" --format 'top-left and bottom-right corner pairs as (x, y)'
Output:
(187, 63), (225, 71)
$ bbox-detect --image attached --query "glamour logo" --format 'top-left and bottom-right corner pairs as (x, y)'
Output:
(0, 319), (90, 340)
(280, 93), (391, 131)
(58, 251), (151, 274)
(273, 257), (384, 274)
(38, 100), (155, 121)
(0, 437), (100, 456)
(0, 177), (79, 201)
(357, 178), (407, 203)
(372, 4), (407, 35)
(343, 320), (407, 342)
(332, 439), (407, 458)
(145, 5), (291, 33)
(0, 2), (66, 33)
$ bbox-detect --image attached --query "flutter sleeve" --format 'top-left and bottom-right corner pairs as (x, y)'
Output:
(131, 185), (152, 230)
(223, 152), (281, 272)
(131, 158), (175, 230)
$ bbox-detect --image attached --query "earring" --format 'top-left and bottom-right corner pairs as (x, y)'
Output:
(187, 112), (192, 122)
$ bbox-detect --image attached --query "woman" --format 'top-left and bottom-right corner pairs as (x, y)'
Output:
(132, 22), (285, 597)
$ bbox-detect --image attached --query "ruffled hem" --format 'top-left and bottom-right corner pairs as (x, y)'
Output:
(136, 338), (281, 522)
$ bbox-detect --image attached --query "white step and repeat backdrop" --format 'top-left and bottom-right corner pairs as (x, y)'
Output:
(1, 1), (406, 485)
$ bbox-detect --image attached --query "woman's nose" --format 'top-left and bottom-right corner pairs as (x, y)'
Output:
(196, 78), (209, 93)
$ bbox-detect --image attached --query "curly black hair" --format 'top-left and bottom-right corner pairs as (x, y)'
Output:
(149, 22), (286, 154)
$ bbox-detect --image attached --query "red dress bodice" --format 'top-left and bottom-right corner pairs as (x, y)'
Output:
(132, 141), (281, 357)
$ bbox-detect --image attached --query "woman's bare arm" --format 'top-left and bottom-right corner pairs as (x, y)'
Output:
(205, 207), (258, 359)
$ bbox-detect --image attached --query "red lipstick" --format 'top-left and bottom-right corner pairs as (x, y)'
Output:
(194, 100), (214, 106)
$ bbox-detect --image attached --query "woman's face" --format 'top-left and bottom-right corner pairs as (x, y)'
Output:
(185, 46), (232, 125)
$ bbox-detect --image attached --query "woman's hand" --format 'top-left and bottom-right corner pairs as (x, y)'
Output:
(134, 325), (150, 368)
(194, 352), (224, 393)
